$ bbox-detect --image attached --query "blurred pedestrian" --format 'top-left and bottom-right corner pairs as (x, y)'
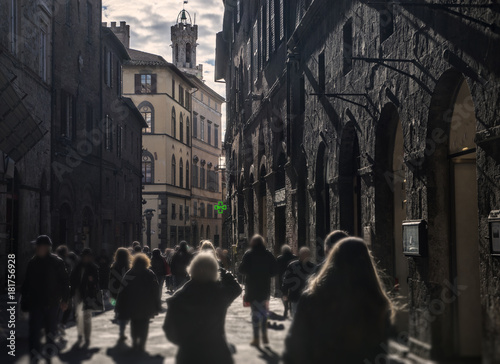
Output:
(238, 234), (278, 347)
(70, 248), (100, 348)
(276, 244), (297, 318)
(133, 245), (142, 255)
(21, 235), (70, 363)
(313, 230), (348, 275)
(55, 245), (73, 334)
(151, 248), (167, 301)
(115, 253), (160, 353)
(283, 237), (394, 364)
(109, 247), (131, 342)
(281, 247), (314, 317)
(164, 252), (242, 364)
(221, 249), (231, 271)
(170, 241), (192, 290)
(142, 245), (151, 258)
(164, 248), (174, 293)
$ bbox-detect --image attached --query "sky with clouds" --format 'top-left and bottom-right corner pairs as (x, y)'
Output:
(102, 0), (226, 130)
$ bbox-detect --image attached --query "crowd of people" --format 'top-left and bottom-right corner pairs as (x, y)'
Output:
(20, 230), (394, 364)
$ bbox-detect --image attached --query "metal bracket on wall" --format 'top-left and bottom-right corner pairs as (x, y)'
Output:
(309, 93), (377, 118)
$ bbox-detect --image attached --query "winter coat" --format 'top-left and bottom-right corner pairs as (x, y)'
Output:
(170, 251), (192, 278)
(281, 260), (315, 302)
(163, 269), (242, 364)
(97, 255), (111, 289)
(277, 251), (298, 285)
(108, 263), (129, 299)
(21, 254), (70, 311)
(283, 293), (391, 364)
(238, 244), (278, 302)
(151, 255), (167, 279)
(70, 262), (100, 310)
(115, 267), (160, 320)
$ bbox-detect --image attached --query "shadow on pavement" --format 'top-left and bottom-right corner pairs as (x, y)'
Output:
(58, 345), (100, 364)
(105, 340), (164, 364)
(256, 346), (280, 364)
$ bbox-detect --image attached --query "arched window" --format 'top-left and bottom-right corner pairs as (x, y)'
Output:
(186, 117), (190, 146)
(142, 151), (154, 184)
(186, 43), (191, 64)
(139, 102), (154, 133)
(171, 155), (176, 186)
(200, 203), (205, 217)
(171, 107), (176, 138)
(186, 162), (189, 189)
(180, 113), (184, 143)
(179, 158), (184, 188)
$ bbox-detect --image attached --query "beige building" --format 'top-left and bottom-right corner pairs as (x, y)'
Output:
(121, 44), (195, 250)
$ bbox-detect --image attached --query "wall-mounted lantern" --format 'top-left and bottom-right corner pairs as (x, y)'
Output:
(489, 210), (500, 256)
(402, 220), (428, 257)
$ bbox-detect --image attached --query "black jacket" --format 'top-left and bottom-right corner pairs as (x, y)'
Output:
(21, 254), (70, 310)
(238, 245), (278, 302)
(281, 260), (315, 302)
(277, 251), (298, 285)
(163, 270), (242, 364)
(115, 267), (160, 320)
(283, 294), (391, 364)
(151, 255), (167, 279)
(70, 262), (100, 310)
(170, 250), (192, 277)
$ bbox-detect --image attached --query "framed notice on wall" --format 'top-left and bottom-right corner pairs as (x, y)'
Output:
(488, 210), (500, 256)
(402, 220), (428, 257)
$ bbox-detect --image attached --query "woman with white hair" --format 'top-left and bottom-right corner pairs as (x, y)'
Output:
(163, 252), (242, 364)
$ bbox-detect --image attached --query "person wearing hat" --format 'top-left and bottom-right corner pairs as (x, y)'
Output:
(70, 248), (100, 348)
(21, 235), (70, 363)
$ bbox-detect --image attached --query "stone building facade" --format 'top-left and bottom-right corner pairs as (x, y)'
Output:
(218, 0), (500, 362)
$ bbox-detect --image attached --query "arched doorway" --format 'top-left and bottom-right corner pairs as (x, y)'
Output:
(375, 104), (408, 334)
(315, 142), (330, 248)
(339, 122), (362, 236)
(427, 70), (481, 360)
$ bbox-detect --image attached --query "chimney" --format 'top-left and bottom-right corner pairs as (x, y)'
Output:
(109, 21), (130, 49)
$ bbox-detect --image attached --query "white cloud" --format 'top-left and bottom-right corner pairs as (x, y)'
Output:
(103, 0), (227, 134)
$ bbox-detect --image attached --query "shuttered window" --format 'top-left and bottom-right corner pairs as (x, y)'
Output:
(134, 74), (157, 94)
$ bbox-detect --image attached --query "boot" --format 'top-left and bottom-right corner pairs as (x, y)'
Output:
(250, 337), (260, 347)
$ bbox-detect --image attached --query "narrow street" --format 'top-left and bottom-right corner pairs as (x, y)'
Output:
(8, 292), (289, 364)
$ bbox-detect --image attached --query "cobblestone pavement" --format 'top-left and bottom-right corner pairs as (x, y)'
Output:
(4, 289), (290, 364)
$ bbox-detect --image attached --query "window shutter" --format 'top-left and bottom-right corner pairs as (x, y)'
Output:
(134, 74), (141, 94)
(151, 74), (157, 93)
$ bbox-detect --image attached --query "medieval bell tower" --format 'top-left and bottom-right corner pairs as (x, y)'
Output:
(171, 6), (203, 79)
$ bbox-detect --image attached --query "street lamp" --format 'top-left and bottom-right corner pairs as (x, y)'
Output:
(144, 209), (155, 247)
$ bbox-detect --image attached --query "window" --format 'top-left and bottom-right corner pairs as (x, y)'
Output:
(38, 25), (48, 81)
(200, 118), (205, 141)
(104, 115), (112, 150)
(208, 204), (213, 218)
(185, 90), (190, 110)
(142, 152), (154, 184)
(380, 4), (394, 42)
(200, 167), (205, 189)
(9, 0), (18, 53)
(318, 52), (325, 94)
(200, 203), (205, 218)
(186, 117), (190, 145)
(61, 92), (75, 139)
(343, 19), (353, 75)
(185, 206), (190, 221)
(207, 124), (212, 145)
(214, 126), (219, 148)
(179, 205), (183, 221)
(135, 74), (157, 94)
(105, 51), (113, 87)
(180, 113), (184, 143)
(192, 165), (198, 188)
(186, 162), (189, 189)
(87, 2), (92, 43)
(179, 85), (184, 106)
(139, 102), (154, 133)
(171, 155), (176, 185)
(194, 201), (198, 217)
(170, 226), (177, 244)
(208, 170), (217, 192)
(172, 79), (176, 98)
(172, 204), (176, 220)
(186, 43), (191, 64)
(171, 107), (176, 138)
(179, 158), (184, 188)
(193, 113), (198, 138)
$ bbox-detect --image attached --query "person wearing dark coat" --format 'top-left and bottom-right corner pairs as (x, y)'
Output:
(21, 235), (70, 363)
(150, 248), (168, 301)
(283, 238), (394, 364)
(115, 253), (160, 353)
(238, 234), (278, 347)
(276, 244), (297, 318)
(109, 247), (131, 341)
(70, 248), (100, 347)
(281, 247), (315, 316)
(164, 252), (242, 364)
(170, 241), (192, 289)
